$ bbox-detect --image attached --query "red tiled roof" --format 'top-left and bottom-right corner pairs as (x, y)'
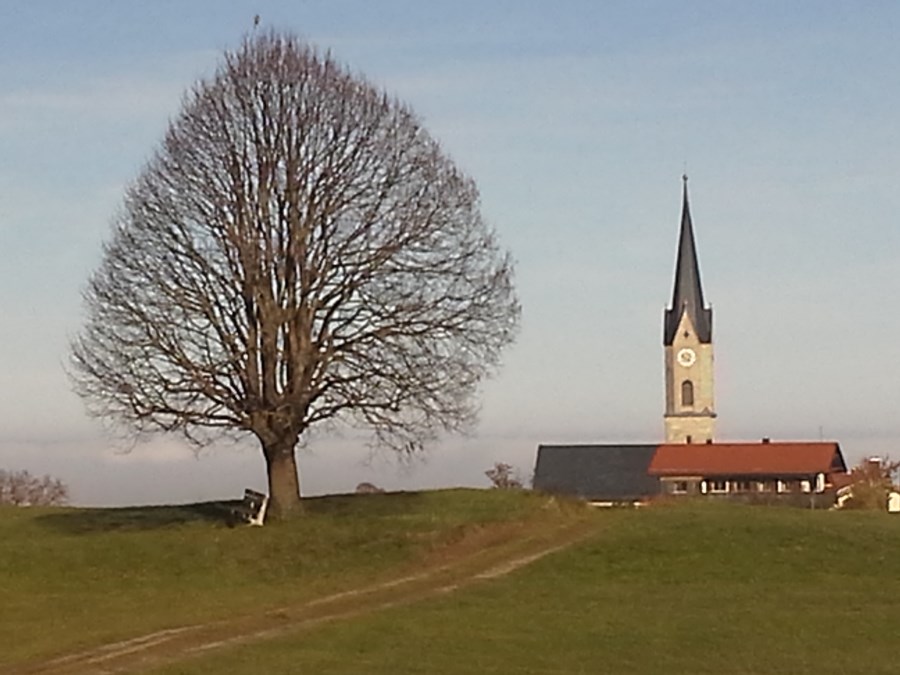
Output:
(648, 442), (845, 477)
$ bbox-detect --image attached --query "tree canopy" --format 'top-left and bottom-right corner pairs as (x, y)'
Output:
(70, 31), (520, 517)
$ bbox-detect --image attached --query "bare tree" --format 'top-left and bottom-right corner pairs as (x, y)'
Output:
(70, 32), (520, 518)
(0, 470), (69, 506)
(485, 462), (524, 490)
(841, 457), (900, 510)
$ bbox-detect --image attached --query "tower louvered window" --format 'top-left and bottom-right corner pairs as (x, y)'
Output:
(681, 380), (694, 407)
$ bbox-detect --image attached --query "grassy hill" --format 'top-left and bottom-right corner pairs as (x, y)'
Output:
(1, 488), (582, 670)
(153, 501), (900, 675)
(5, 494), (900, 674)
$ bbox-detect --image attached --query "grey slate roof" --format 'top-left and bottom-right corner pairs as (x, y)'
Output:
(664, 177), (712, 346)
(533, 444), (661, 501)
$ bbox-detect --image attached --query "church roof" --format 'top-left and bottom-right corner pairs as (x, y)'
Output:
(648, 442), (847, 477)
(664, 177), (712, 346)
(533, 444), (660, 501)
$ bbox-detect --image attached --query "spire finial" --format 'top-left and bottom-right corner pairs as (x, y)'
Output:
(682, 173), (688, 184)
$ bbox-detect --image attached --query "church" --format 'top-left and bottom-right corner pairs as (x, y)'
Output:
(532, 177), (848, 506)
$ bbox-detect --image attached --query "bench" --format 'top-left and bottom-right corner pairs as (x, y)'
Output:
(231, 488), (269, 526)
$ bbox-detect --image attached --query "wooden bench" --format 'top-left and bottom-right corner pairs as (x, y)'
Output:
(231, 489), (269, 526)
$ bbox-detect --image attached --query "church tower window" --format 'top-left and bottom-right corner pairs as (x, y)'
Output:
(681, 380), (694, 407)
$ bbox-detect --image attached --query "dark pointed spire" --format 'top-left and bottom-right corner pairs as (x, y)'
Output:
(664, 175), (712, 345)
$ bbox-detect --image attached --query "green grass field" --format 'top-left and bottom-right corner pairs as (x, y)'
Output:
(0, 488), (571, 670)
(152, 502), (900, 675)
(6, 494), (900, 674)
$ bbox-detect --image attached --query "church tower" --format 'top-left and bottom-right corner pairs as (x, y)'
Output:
(664, 176), (716, 443)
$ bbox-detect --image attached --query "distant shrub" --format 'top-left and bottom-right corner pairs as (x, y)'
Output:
(0, 470), (69, 506)
(485, 462), (524, 490)
(355, 482), (385, 494)
(841, 457), (899, 510)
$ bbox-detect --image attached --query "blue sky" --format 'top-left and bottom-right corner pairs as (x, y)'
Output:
(2, 1), (900, 505)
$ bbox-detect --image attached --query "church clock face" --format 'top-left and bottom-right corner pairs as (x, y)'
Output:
(676, 348), (696, 368)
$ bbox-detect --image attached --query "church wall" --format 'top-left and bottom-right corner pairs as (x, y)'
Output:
(664, 415), (716, 444)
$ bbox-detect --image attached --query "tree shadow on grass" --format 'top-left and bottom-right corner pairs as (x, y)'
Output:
(34, 490), (435, 534)
(301, 490), (426, 518)
(35, 500), (240, 534)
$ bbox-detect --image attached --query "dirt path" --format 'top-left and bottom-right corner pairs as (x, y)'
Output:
(11, 518), (595, 675)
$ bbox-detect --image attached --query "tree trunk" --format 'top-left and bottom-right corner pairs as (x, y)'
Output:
(264, 441), (302, 519)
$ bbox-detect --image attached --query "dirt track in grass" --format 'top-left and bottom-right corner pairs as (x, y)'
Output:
(11, 518), (595, 675)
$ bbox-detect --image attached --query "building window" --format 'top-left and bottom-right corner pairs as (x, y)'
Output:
(778, 480), (793, 493)
(709, 480), (728, 493)
(672, 481), (689, 494)
(681, 380), (694, 407)
(732, 481), (752, 493)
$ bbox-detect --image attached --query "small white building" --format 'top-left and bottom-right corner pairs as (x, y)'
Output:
(888, 491), (900, 513)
